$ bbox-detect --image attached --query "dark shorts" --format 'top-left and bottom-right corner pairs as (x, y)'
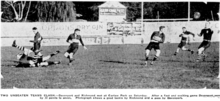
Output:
(16, 63), (31, 67)
(33, 42), (41, 51)
(67, 43), (79, 55)
(198, 41), (211, 49)
(178, 40), (187, 48)
(145, 42), (160, 50)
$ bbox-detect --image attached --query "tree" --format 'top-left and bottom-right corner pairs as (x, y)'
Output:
(36, 1), (77, 22)
(121, 2), (141, 21)
(1, 0), (32, 22)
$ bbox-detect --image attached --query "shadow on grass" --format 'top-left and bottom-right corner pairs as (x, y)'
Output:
(99, 60), (145, 65)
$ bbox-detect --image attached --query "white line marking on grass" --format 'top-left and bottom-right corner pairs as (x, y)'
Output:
(118, 72), (124, 85)
(0, 74), (3, 79)
(202, 87), (207, 89)
(13, 86), (18, 89)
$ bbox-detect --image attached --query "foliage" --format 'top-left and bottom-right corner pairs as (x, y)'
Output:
(36, 2), (77, 22)
(1, 0), (31, 22)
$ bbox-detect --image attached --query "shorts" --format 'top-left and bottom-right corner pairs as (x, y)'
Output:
(145, 42), (160, 50)
(178, 40), (187, 48)
(198, 41), (211, 49)
(66, 43), (79, 55)
(33, 42), (41, 51)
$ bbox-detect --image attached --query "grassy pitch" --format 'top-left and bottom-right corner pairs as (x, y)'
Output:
(1, 42), (219, 89)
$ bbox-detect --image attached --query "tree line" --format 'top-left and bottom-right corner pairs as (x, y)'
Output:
(1, 1), (219, 22)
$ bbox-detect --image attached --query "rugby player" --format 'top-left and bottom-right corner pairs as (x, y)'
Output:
(64, 28), (87, 66)
(12, 40), (60, 67)
(30, 27), (43, 56)
(145, 26), (165, 66)
(173, 27), (195, 56)
(196, 21), (214, 62)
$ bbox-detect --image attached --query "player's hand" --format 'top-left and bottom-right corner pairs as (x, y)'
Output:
(83, 46), (87, 50)
(30, 40), (34, 43)
(197, 33), (201, 36)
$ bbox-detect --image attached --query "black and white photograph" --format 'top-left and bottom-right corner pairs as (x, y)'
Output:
(0, 0), (219, 91)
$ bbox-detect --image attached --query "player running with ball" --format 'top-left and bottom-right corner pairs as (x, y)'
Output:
(196, 21), (214, 62)
(173, 27), (195, 56)
(64, 28), (87, 66)
(145, 26), (165, 66)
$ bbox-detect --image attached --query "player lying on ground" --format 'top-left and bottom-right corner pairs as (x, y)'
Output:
(196, 21), (214, 62)
(145, 26), (165, 65)
(30, 27), (43, 56)
(64, 28), (87, 66)
(173, 27), (195, 56)
(12, 40), (60, 67)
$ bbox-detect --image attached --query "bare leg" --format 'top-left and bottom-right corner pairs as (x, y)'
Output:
(42, 51), (60, 61)
(151, 49), (161, 65)
(145, 49), (151, 65)
(39, 61), (60, 67)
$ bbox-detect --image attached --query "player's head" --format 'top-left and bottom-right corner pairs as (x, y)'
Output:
(205, 21), (211, 29)
(182, 27), (186, 32)
(32, 27), (38, 34)
(74, 28), (80, 35)
(17, 54), (23, 60)
(159, 26), (165, 32)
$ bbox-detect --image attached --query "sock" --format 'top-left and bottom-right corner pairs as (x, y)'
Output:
(174, 52), (177, 56)
(145, 56), (149, 61)
(153, 56), (158, 61)
(50, 51), (59, 57)
(50, 53), (56, 57)
(48, 62), (55, 65)
(69, 58), (73, 63)
(187, 49), (193, 52)
(16, 46), (25, 51)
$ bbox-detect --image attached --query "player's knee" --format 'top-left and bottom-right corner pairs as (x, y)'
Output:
(156, 50), (161, 56)
(64, 52), (69, 58)
(145, 50), (150, 55)
(198, 47), (204, 54)
(69, 53), (73, 59)
(181, 47), (186, 50)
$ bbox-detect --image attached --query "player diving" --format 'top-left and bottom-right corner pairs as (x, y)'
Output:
(12, 40), (60, 67)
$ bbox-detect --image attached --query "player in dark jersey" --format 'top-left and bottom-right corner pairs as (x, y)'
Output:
(145, 26), (165, 66)
(64, 28), (87, 65)
(173, 27), (195, 56)
(196, 21), (214, 61)
(30, 27), (43, 56)
(12, 40), (60, 67)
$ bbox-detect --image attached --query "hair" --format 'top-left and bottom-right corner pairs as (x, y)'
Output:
(74, 28), (80, 32)
(159, 26), (165, 30)
(182, 27), (186, 29)
(32, 27), (37, 30)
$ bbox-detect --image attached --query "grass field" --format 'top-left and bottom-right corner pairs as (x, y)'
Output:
(1, 42), (219, 89)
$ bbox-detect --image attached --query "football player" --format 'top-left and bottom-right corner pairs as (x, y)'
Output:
(145, 26), (165, 65)
(12, 40), (60, 67)
(30, 27), (43, 56)
(64, 28), (87, 66)
(196, 21), (214, 61)
(173, 27), (195, 56)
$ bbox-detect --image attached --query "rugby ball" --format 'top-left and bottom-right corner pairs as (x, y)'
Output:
(194, 12), (201, 19)
(153, 36), (162, 41)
